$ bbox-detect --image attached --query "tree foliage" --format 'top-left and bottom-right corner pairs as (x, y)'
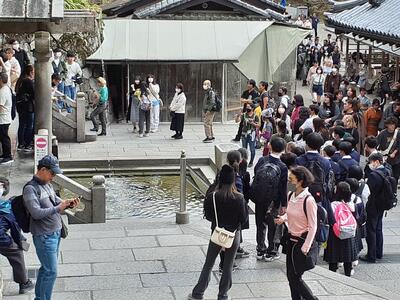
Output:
(64, 0), (102, 13)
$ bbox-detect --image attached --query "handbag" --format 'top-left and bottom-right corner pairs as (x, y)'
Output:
(210, 192), (236, 249)
(60, 218), (69, 239)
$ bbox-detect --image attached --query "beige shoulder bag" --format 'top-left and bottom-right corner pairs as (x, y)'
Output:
(210, 192), (236, 248)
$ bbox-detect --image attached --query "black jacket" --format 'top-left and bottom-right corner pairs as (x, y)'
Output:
(367, 166), (391, 213)
(204, 191), (247, 232)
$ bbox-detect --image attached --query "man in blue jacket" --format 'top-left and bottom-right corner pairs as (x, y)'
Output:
(0, 177), (34, 294)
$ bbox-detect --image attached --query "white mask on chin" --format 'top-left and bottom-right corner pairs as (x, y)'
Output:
(368, 163), (376, 170)
(175, 88), (181, 93)
(148, 78), (154, 83)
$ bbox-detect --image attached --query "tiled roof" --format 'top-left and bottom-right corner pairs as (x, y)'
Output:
(326, 0), (400, 45)
(134, 0), (288, 21)
(327, 0), (368, 13)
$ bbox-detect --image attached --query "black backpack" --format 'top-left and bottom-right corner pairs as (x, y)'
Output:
(304, 156), (327, 201)
(375, 170), (398, 210)
(293, 192), (329, 243)
(11, 181), (41, 233)
(251, 158), (281, 205)
(212, 93), (222, 112)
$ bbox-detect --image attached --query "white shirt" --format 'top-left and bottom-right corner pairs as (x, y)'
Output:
(65, 62), (82, 86)
(0, 85), (12, 124)
(169, 92), (186, 114)
(300, 115), (317, 131)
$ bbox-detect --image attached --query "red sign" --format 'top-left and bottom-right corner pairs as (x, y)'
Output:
(36, 137), (47, 149)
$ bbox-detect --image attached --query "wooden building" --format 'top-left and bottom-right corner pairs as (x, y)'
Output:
(87, 0), (309, 122)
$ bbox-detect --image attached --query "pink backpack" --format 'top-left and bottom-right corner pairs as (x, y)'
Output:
(333, 202), (357, 240)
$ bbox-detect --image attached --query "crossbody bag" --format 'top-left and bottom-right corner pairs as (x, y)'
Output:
(210, 192), (236, 248)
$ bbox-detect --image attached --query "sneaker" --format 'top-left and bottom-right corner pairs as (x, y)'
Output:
(188, 293), (203, 300)
(352, 260), (359, 267)
(133, 127), (137, 133)
(139, 133), (144, 138)
(359, 255), (376, 263)
(150, 129), (158, 133)
(175, 135), (183, 140)
(144, 133), (150, 137)
(232, 138), (240, 142)
(19, 279), (34, 294)
(171, 134), (178, 138)
(350, 269), (355, 276)
(236, 247), (250, 259)
(0, 157), (14, 164)
(90, 128), (98, 132)
(203, 137), (213, 143)
(264, 253), (274, 262)
(98, 132), (106, 136)
(273, 252), (281, 260)
(256, 251), (265, 261)
(17, 145), (24, 151)
(23, 146), (34, 152)
(211, 137), (215, 140)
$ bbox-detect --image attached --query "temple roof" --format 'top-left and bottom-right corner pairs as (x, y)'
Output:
(0, 0), (64, 21)
(325, 0), (400, 46)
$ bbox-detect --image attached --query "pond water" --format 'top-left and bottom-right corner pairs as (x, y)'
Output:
(65, 175), (204, 219)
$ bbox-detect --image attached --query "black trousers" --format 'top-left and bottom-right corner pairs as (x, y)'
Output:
(0, 123), (11, 158)
(255, 204), (277, 254)
(0, 242), (28, 284)
(391, 163), (400, 185)
(329, 262), (352, 277)
(366, 208), (384, 260)
(286, 239), (316, 300)
(192, 231), (240, 300)
(234, 119), (244, 140)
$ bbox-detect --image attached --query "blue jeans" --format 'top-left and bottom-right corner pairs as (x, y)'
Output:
(242, 134), (256, 164)
(17, 112), (34, 148)
(57, 81), (65, 94)
(64, 85), (76, 100)
(33, 231), (61, 300)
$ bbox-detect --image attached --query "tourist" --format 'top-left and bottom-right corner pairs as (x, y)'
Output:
(259, 81), (273, 110)
(253, 137), (288, 262)
(0, 47), (21, 92)
(147, 74), (162, 133)
(364, 98), (382, 137)
(293, 107), (309, 140)
(332, 46), (341, 68)
(15, 64), (35, 151)
(272, 120), (292, 144)
(379, 99), (400, 130)
(51, 48), (67, 94)
(169, 82), (186, 139)
(8, 39), (30, 73)
(233, 79), (259, 141)
(342, 114), (359, 146)
(290, 94), (305, 131)
(189, 165), (247, 300)
(278, 87), (290, 110)
(0, 73), (13, 164)
(313, 118), (330, 141)
(300, 104), (319, 132)
(202, 79), (216, 143)
(138, 81), (152, 138)
(23, 155), (80, 300)
(360, 153), (390, 263)
(90, 77), (108, 136)
(311, 66), (325, 105)
(324, 67), (341, 95)
(311, 13), (319, 37)
(318, 93), (340, 126)
(323, 181), (358, 277)
(376, 117), (400, 183)
(306, 61), (318, 87)
(127, 76), (141, 133)
(235, 103), (259, 167)
(64, 52), (82, 101)
(275, 166), (318, 300)
(377, 67), (391, 107)
(276, 103), (291, 136)
(260, 108), (275, 156)
(358, 87), (371, 111)
(0, 177), (34, 294)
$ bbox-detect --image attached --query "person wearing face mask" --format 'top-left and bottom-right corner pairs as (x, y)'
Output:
(0, 177), (34, 295)
(276, 104), (292, 136)
(235, 104), (260, 167)
(126, 76), (141, 133)
(50, 48), (67, 94)
(311, 67), (325, 105)
(360, 153), (392, 263)
(146, 74), (162, 133)
(169, 83), (186, 139)
(202, 80), (216, 143)
(8, 39), (30, 74)
(324, 66), (341, 95)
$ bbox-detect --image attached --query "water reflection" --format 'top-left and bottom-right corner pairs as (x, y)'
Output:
(65, 175), (204, 219)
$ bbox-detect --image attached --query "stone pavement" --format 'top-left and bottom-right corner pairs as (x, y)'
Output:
(1, 215), (399, 300)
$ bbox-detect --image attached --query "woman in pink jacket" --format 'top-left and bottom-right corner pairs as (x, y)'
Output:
(275, 166), (318, 300)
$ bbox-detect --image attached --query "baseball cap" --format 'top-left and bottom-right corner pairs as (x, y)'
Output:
(38, 155), (63, 174)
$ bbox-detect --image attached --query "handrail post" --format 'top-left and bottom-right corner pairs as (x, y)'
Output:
(91, 175), (106, 223)
(76, 92), (86, 142)
(176, 150), (189, 224)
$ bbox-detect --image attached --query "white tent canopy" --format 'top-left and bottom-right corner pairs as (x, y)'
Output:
(88, 19), (309, 82)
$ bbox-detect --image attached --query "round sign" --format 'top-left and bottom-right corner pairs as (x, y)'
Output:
(36, 137), (47, 149)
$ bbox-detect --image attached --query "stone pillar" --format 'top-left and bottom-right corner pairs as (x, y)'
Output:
(34, 31), (53, 154)
(91, 175), (106, 223)
(76, 92), (86, 142)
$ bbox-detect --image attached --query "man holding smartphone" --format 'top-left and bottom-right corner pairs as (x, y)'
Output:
(23, 155), (80, 300)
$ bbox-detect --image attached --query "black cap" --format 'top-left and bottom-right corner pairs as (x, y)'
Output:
(38, 155), (63, 174)
(219, 165), (235, 185)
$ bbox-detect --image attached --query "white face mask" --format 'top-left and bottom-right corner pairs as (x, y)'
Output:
(55, 52), (62, 58)
(0, 187), (4, 197)
(317, 70), (322, 74)
(278, 108), (285, 115)
(135, 80), (140, 84)
(12, 44), (19, 50)
(203, 85), (209, 90)
(175, 88), (181, 93)
(148, 78), (154, 83)
(368, 163), (376, 170)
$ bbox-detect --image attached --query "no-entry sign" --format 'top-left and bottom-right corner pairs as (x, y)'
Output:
(34, 135), (48, 172)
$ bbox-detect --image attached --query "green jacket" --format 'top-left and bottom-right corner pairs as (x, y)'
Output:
(203, 88), (216, 112)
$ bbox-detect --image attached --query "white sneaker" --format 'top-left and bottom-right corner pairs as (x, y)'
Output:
(350, 269), (355, 276)
(150, 129), (158, 133)
(144, 133), (150, 137)
(352, 260), (359, 267)
(338, 262), (344, 268)
(139, 133), (144, 138)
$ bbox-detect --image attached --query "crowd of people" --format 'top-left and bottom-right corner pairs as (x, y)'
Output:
(187, 31), (400, 300)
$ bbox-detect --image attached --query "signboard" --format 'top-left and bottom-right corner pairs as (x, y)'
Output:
(34, 135), (48, 172)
